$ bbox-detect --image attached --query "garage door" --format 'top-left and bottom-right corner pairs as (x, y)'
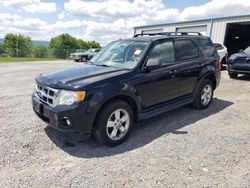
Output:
(176, 25), (207, 36)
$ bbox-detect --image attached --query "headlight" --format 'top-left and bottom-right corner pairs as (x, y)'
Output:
(58, 90), (86, 105)
(228, 55), (237, 61)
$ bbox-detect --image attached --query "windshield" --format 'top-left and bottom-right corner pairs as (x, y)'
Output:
(244, 46), (250, 54)
(90, 40), (149, 69)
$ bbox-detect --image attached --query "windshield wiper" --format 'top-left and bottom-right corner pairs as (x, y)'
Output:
(88, 61), (111, 67)
(98, 64), (110, 67)
(89, 62), (111, 67)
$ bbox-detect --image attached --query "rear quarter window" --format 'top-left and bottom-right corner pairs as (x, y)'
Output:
(198, 38), (217, 57)
(175, 39), (199, 61)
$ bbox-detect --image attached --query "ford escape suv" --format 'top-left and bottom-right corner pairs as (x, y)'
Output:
(32, 32), (221, 146)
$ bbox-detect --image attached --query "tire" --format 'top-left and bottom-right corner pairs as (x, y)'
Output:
(93, 100), (134, 147)
(74, 59), (79, 62)
(228, 71), (238, 79)
(81, 56), (87, 62)
(193, 79), (214, 110)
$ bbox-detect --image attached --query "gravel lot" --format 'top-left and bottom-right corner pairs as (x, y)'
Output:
(0, 61), (250, 187)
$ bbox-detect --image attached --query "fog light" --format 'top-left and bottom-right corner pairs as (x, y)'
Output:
(61, 117), (73, 128)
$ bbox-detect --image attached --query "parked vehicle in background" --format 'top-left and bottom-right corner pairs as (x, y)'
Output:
(69, 49), (85, 60)
(227, 46), (250, 78)
(214, 42), (228, 65)
(32, 32), (221, 146)
(70, 48), (100, 62)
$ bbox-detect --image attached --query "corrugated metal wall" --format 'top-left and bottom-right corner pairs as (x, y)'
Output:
(134, 15), (250, 44)
(211, 16), (250, 43)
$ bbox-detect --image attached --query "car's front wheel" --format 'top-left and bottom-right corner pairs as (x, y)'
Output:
(81, 56), (87, 62)
(93, 100), (134, 147)
(193, 79), (214, 109)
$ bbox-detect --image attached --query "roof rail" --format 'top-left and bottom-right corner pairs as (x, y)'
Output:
(134, 32), (168, 37)
(133, 32), (202, 37)
(168, 32), (202, 36)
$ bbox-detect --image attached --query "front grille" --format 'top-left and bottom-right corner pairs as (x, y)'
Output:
(234, 59), (247, 64)
(35, 84), (59, 107)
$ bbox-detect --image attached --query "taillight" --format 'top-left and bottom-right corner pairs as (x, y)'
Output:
(216, 59), (221, 70)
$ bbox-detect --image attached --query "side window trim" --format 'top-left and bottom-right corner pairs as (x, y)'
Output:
(174, 39), (200, 61)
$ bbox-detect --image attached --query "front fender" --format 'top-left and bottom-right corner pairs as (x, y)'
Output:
(86, 83), (141, 116)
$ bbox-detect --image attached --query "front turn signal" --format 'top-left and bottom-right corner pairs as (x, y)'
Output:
(76, 91), (86, 102)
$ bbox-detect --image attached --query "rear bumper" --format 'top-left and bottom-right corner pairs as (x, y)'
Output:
(32, 95), (95, 140)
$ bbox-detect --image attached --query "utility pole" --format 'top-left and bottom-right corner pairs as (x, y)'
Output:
(80, 24), (83, 39)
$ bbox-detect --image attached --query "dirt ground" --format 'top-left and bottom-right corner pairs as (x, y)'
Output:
(0, 61), (249, 188)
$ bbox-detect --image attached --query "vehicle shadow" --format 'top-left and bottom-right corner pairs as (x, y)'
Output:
(45, 98), (233, 158)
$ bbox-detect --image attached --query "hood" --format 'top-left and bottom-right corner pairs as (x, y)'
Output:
(231, 52), (249, 58)
(36, 64), (129, 90)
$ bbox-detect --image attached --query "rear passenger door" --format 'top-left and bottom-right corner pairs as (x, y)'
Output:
(174, 39), (201, 96)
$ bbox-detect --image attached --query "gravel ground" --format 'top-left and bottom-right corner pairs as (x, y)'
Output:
(0, 61), (250, 188)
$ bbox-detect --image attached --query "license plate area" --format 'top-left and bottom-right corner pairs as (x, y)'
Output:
(33, 100), (44, 115)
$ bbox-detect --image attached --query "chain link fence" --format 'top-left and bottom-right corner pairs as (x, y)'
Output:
(0, 48), (81, 60)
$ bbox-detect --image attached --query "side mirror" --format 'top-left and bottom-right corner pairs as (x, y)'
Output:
(144, 58), (161, 71)
(239, 49), (244, 53)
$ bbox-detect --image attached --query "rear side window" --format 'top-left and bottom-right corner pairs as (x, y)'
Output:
(175, 40), (199, 61)
(149, 41), (175, 65)
(198, 38), (217, 57)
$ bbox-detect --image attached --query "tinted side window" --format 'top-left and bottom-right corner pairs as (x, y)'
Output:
(175, 40), (199, 61)
(198, 38), (217, 57)
(149, 41), (174, 65)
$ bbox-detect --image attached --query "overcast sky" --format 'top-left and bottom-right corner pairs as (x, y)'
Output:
(0, 0), (250, 45)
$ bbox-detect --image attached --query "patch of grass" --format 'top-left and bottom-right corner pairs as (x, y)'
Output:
(0, 57), (63, 63)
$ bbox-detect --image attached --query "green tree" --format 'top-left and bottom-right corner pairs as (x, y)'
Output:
(87, 40), (101, 49)
(77, 39), (88, 50)
(0, 43), (5, 55)
(34, 45), (48, 58)
(4, 33), (33, 57)
(49, 33), (78, 58)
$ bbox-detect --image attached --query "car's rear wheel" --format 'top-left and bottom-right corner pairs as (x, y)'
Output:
(93, 100), (134, 147)
(228, 71), (238, 79)
(193, 79), (214, 109)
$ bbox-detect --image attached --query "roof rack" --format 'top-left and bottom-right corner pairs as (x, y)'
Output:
(133, 32), (202, 37)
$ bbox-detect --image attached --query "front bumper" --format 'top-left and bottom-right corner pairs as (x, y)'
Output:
(73, 57), (81, 60)
(32, 95), (95, 140)
(228, 61), (250, 74)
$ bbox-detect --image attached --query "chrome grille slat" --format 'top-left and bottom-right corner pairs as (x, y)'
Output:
(35, 84), (59, 107)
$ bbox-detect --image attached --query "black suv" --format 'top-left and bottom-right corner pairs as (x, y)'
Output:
(32, 32), (221, 146)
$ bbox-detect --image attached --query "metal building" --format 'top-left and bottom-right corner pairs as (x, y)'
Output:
(134, 14), (250, 55)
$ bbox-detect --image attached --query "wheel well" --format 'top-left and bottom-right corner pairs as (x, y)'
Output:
(204, 74), (216, 89)
(93, 95), (139, 128)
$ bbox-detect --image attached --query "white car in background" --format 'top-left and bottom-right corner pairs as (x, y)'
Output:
(214, 42), (228, 65)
